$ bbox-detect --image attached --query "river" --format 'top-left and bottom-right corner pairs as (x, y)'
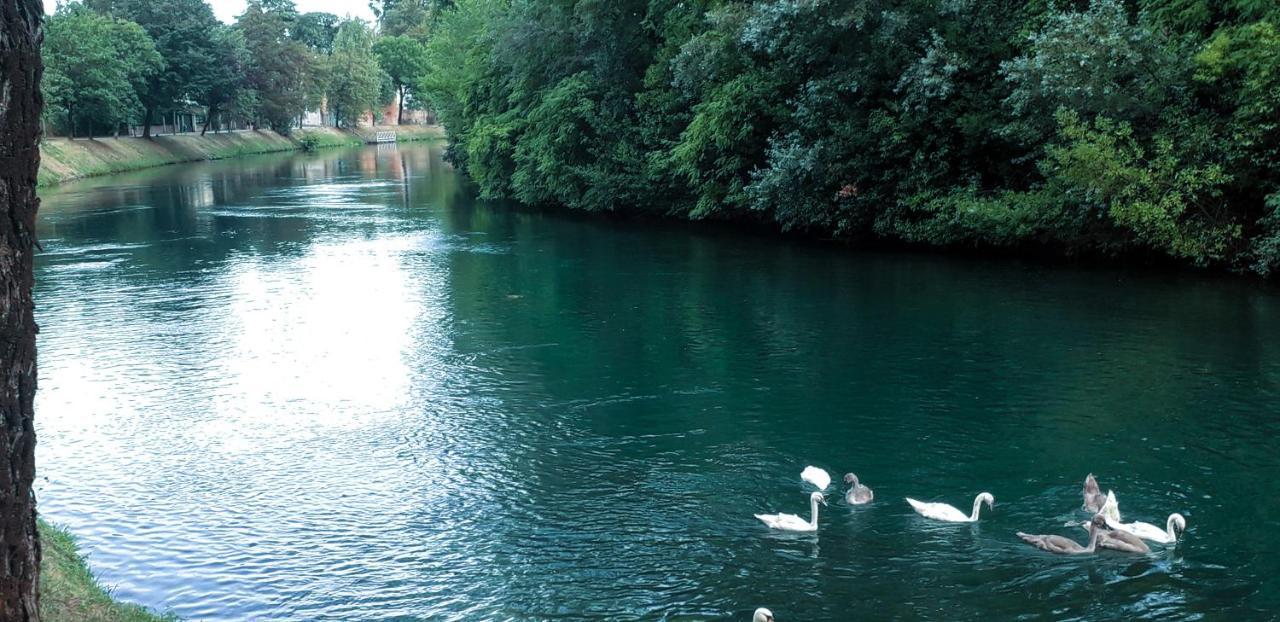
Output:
(34, 141), (1280, 620)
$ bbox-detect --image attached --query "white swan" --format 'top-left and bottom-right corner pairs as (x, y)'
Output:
(1107, 513), (1186, 544)
(905, 492), (994, 522)
(752, 607), (775, 622)
(801, 465), (831, 491)
(756, 491), (827, 532)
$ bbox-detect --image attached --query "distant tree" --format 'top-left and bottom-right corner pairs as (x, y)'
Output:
(293, 12), (340, 53)
(0, 1), (44, 618)
(374, 35), (427, 124)
(258, 0), (298, 19)
(372, 0), (452, 39)
(326, 19), (383, 128)
(43, 4), (162, 137)
(382, 1), (430, 40)
(237, 0), (315, 134)
(86, 0), (224, 138)
(195, 26), (249, 134)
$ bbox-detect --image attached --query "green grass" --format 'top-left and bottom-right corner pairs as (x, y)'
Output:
(38, 125), (446, 187)
(39, 520), (178, 622)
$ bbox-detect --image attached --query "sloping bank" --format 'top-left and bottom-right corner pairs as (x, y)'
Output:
(38, 125), (444, 187)
(39, 520), (176, 621)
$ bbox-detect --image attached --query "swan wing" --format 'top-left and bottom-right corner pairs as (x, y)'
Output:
(1101, 491), (1122, 522)
(1116, 519), (1175, 544)
(1084, 474), (1101, 497)
(801, 466), (831, 491)
(1083, 474), (1105, 512)
(1019, 532), (1083, 554)
(906, 498), (967, 522)
(1098, 530), (1150, 553)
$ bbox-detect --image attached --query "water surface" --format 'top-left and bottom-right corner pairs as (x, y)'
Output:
(35, 142), (1280, 620)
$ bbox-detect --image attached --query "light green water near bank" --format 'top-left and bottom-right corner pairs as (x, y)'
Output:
(33, 142), (1280, 620)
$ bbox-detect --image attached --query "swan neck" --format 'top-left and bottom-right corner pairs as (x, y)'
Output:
(1084, 525), (1100, 553)
(1167, 515), (1178, 540)
(810, 496), (820, 528)
(970, 496), (984, 521)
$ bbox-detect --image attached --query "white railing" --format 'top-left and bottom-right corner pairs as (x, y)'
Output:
(374, 131), (397, 143)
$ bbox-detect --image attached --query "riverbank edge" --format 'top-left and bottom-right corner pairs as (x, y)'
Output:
(37, 125), (445, 187)
(39, 519), (177, 622)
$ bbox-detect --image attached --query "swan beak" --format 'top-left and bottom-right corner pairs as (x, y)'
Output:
(820, 496), (828, 506)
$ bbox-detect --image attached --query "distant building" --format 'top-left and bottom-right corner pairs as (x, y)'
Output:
(302, 92), (436, 128)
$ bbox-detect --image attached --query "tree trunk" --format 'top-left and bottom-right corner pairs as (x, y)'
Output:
(0, 1), (44, 620)
(397, 85), (404, 126)
(201, 103), (215, 136)
(141, 103), (153, 139)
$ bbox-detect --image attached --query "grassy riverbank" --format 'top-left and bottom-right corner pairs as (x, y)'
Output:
(39, 520), (176, 622)
(38, 125), (444, 187)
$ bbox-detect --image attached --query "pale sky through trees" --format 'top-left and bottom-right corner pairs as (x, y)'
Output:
(42, 0), (376, 23)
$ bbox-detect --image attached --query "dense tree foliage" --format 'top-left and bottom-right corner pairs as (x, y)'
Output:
(372, 0), (453, 39)
(194, 25), (250, 134)
(292, 11), (340, 53)
(419, 0), (1280, 274)
(374, 35), (428, 124)
(42, 0), (414, 136)
(43, 4), (162, 137)
(237, 0), (316, 133)
(85, 0), (224, 137)
(325, 19), (385, 127)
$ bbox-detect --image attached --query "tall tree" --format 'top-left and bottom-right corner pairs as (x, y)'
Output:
(0, 0), (43, 618)
(43, 4), (161, 138)
(195, 25), (249, 135)
(86, 0), (223, 138)
(374, 35), (427, 124)
(326, 19), (383, 128)
(237, 0), (314, 134)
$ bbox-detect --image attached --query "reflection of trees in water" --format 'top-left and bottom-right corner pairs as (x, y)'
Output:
(439, 202), (1280, 478)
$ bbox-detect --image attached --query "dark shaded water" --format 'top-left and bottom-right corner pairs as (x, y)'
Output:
(35, 142), (1280, 620)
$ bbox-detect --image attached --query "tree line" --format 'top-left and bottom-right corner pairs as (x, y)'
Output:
(42, 0), (448, 138)
(416, 0), (1280, 275)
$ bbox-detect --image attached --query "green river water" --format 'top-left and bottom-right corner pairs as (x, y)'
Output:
(34, 141), (1280, 620)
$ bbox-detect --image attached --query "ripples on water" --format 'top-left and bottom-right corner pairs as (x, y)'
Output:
(34, 145), (1280, 620)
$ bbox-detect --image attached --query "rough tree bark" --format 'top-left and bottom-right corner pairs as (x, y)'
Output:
(0, 1), (44, 620)
(201, 104), (215, 136)
(141, 103), (153, 139)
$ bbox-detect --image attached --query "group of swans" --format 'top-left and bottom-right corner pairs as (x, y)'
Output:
(754, 469), (1186, 549)
(1017, 473), (1186, 555)
(756, 466), (998, 532)
(751, 471), (1189, 619)
(754, 466), (874, 532)
(754, 467), (832, 532)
